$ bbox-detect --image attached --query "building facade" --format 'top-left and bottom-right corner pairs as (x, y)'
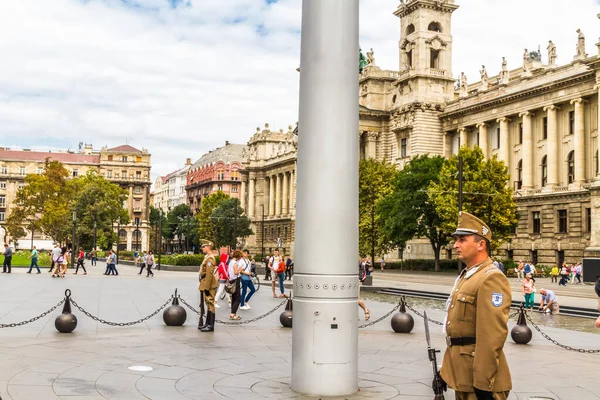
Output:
(239, 124), (297, 257)
(0, 144), (152, 251)
(186, 142), (245, 214)
(153, 158), (192, 214)
(357, 0), (600, 264)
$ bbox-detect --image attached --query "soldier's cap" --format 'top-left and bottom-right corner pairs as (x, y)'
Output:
(452, 211), (492, 242)
(200, 239), (213, 248)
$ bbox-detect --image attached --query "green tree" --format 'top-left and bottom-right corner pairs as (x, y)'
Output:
(166, 204), (198, 253)
(378, 155), (449, 271)
(428, 147), (518, 251)
(149, 206), (168, 252)
(359, 159), (396, 261)
(70, 171), (130, 251)
(212, 198), (253, 249)
(197, 191), (230, 245)
(5, 159), (74, 244)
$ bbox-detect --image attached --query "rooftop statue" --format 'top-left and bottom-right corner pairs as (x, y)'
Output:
(547, 40), (557, 66)
(575, 29), (587, 59)
(479, 65), (489, 91)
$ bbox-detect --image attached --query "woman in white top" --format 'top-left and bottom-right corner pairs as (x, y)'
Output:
(228, 250), (243, 320)
(239, 249), (256, 310)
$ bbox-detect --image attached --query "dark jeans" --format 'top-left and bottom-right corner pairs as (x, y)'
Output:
(264, 267), (271, 281)
(559, 275), (567, 286)
(2, 256), (11, 273)
(146, 264), (154, 277)
(551, 275), (557, 283)
(576, 273), (581, 283)
(28, 258), (40, 273)
(75, 259), (86, 273)
(230, 278), (241, 314)
(285, 267), (293, 280)
(139, 263), (146, 274)
(241, 277), (256, 306)
(91, 257), (97, 266)
(105, 264), (118, 275)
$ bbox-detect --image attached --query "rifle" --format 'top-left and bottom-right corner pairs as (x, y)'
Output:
(198, 290), (205, 329)
(424, 311), (446, 400)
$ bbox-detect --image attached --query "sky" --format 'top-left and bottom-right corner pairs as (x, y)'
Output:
(0, 0), (598, 182)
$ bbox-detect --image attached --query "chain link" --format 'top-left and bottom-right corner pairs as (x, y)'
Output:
(358, 301), (401, 329)
(523, 311), (600, 353)
(0, 299), (65, 328)
(405, 303), (445, 326)
(70, 296), (173, 326)
(178, 296), (287, 325)
(509, 311), (519, 319)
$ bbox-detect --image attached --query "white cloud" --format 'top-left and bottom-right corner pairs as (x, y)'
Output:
(0, 0), (598, 180)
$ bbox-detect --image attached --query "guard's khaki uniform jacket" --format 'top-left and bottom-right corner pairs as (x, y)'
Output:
(440, 258), (512, 393)
(198, 254), (218, 291)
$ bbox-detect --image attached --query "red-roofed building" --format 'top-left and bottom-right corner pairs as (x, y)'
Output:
(0, 144), (152, 252)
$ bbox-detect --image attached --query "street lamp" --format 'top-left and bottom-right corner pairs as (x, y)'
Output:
(93, 219), (97, 251)
(157, 209), (162, 270)
(116, 216), (120, 265)
(72, 211), (77, 269)
(261, 204), (265, 259)
(135, 219), (140, 253)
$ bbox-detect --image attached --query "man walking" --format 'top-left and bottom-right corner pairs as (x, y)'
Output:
(105, 249), (118, 275)
(27, 246), (41, 274)
(285, 256), (294, 280)
(2, 244), (12, 273)
(198, 239), (218, 332)
(440, 211), (512, 400)
(51, 243), (61, 273)
(269, 249), (286, 298)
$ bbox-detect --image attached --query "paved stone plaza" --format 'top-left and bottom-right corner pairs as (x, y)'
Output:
(0, 265), (598, 399)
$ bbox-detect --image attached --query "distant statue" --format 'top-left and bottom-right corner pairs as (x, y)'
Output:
(499, 56), (510, 84)
(459, 72), (468, 97)
(575, 29), (587, 58)
(522, 49), (532, 77)
(359, 48), (368, 73)
(366, 48), (376, 66)
(479, 65), (489, 91)
(547, 40), (557, 66)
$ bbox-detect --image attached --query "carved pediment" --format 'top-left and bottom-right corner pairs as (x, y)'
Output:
(399, 39), (414, 51)
(425, 35), (448, 49)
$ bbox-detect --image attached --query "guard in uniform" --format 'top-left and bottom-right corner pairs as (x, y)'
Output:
(440, 212), (512, 400)
(199, 239), (218, 332)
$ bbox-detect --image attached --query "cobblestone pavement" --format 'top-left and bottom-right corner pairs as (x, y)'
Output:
(0, 265), (598, 399)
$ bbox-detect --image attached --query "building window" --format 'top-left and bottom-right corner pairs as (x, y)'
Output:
(495, 127), (500, 149)
(596, 150), (599, 176)
(400, 138), (407, 158)
(18, 183), (24, 189)
(516, 159), (522, 189)
(284, 226), (288, 240)
(530, 250), (538, 265)
(506, 249), (514, 260)
(0, 166), (6, 174)
(406, 24), (415, 35)
(37, 167), (44, 174)
(430, 49), (440, 69)
(0, 195), (5, 207)
(567, 151), (574, 184)
(122, 170), (127, 178)
(407, 50), (413, 68)
(107, 170), (113, 178)
(541, 156), (547, 187)
(428, 21), (442, 32)
(558, 209), (568, 233)
(231, 185), (238, 193)
(542, 117), (548, 140)
(122, 156), (128, 162)
(586, 207), (592, 232)
(136, 171), (141, 179)
(217, 170), (225, 180)
(0, 181), (5, 189)
(72, 169), (78, 177)
(231, 171), (240, 181)
(136, 156), (142, 162)
(518, 123), (523, 144)
(0, 211), (4, 222)
(19, 166), (26, 176)
(134, 186), (142, 194)
(217, 184), (223, 191)
(569, 111), (575, 135)
(107, 155), (113, 161)
(134, 217), (140, 225)
(532, 211), (541, 234)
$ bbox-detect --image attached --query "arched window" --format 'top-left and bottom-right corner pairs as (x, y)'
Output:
(567, 151), (574, 184)
(428, 22), (442, 32)
(541, 156), (547, 187)
(406, 24), (415, 35)
(132, 229), (141, 251)
(516, 159), (523, 189)
(119, 229), (127, 241)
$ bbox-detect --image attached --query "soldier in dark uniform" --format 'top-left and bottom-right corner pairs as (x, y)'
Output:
(440, 211), (512, 400)
(198, 239), (218, 332)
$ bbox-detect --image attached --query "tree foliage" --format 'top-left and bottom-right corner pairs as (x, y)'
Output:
(428, 147), (518, 251)
(359, 159), (396, 259)
(211, 198), (253, 249)
(166, 204), (198, 252)
(197, 191), (230, 245)
(378, 155), (449, 271)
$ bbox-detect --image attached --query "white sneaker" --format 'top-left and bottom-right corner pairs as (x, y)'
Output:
(245, 303), (251, 309)
(215, 303), (220, 308)
(239, 305), (249, 310)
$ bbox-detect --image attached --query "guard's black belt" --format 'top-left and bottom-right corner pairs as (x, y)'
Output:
(446, 336), (476, 347)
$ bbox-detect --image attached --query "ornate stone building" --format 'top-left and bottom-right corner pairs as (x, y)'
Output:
(240, 124), (298, 257)
(0, 144), (152, 251)
(153, 158), (192, 214)
(186, 142), (244, 214)
(358, 0), (600, 264)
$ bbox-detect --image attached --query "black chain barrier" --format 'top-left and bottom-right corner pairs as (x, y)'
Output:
(524, 311), (600, 353)
(359, 299), (402, 329)
(178, 296), (287, 325)
(405, 303), (445, 326)
(70, 296), (173, 327)
(0, 299), (65, 328)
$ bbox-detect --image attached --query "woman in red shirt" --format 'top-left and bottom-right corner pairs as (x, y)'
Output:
(74, 247), (87, 275)
(214, 253), (230, 308)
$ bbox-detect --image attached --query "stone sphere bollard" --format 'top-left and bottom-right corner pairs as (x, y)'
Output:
(391, 297), (414, 333)
(163, 289), (187, 327)
(55, 289), (78, 333)
(280, 298), (293, 328)
(510, 306), (532, 345)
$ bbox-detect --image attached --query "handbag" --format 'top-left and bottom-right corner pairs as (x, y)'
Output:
(224, 279), (236, 294)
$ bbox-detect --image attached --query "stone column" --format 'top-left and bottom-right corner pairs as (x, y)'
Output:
(275, 173), (282, 216)
(282, 172), (289, 215)
(571, 98), (585, 184)
(459, 127), (468, 148)
(365, 132), (378, 159)
(292, 0), (359, 395)
(496, 117), (510, 166)
(543, 105), (559, 188)
(248, 178), (255, 217)
(268, 176), (275, 216)
(289, 170), (295, 214)
(240, 180), (246, 211)
(476, 122), (488, 158)
(519, 111), (534, 189)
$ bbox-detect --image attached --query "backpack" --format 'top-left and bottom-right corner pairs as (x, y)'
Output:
(358, 262), (366, 282)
